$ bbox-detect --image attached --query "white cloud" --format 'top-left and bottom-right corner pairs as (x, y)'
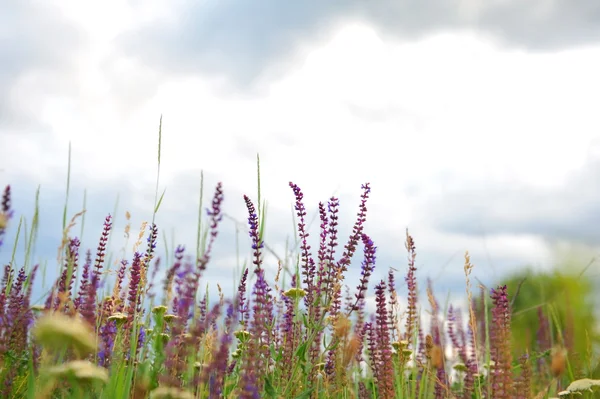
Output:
(3, 5), (600, 304)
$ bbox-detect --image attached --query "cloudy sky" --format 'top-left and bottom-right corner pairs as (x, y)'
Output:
(2, 0), (600, 311)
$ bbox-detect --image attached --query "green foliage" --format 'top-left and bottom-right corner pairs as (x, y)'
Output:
(502, 266), (600, 378)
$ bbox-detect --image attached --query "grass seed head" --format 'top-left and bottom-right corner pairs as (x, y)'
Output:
(551, 345), (568, 378)
(46, 360), (108, 384)
(33, 313), (96, 358)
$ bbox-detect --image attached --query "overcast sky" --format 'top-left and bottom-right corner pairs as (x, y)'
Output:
(2, 0), (600, 312)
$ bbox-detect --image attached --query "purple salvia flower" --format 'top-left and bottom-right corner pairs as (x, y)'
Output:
(387, 270), (398, 340)
(316, 201), (329, 283)
(4, 267), (29, 353)
(81, 273), (99, 326)
(358, 382), (370, 399)
(0, 185), (12, 250)
(198, 295), (207, 326)
(0, 186), (9, 214)
(404, 230), (418, 345)
(353, 307), (366, 364)
(336, 183), (370, 274)
(54, 237), (80, 310)
(463, 323), (478, 399)
(75, 249), (92, 311)
(94, 214), (112, 277)
(114, 259), (128, 303)
(448, 305), (468, 365)
(145, 256), (161, 300)
(365, 320), (380, 381)
(144, 223), (158, 268)
(198, 182), (224, 274)
(490, 285), (513, 399)
(126, 252), (143, 321)
(350, 234), (376, 314)
(427, 280), (446, 399)
(201, 303), (237, 399)
(237, 268), (249, 327)
(325, 197), (340, 275)
(240, 268), (273, 394)
(280, 286), (297, 381)
(243, 195), (263, 272)
(98, 315), (117, 367)
(163, 245), (185, 307)
(289, 182), (314, 298)
(536, 306), (551, 352)
(374, 280), (394, 397)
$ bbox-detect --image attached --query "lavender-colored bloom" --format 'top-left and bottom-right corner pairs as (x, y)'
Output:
(289, 182), (314, 296)
(243, 195), (263, 272)
(490, 285), (513, 399)
(200, 303), (236, 398)
(351, 234), (377, 313)
(126, 252), (143, 318)
(404, 231), (418, 345)
(81, 273), (100, 326)
(75, 249), (92, 311)
(337, 183), (370, 274)
(98, 318), (117, 367)
(144, 223), (159, 269)
(0, 185), (12, 250)
(237, 268), (249, 327)
(374, 280), (394, 397)
(145, 256), (161, 300)
(94, 214), (112, 277)
(323, 197), (340, 294)
(198, 182), (224, 274)
(447, 305), (468, 365)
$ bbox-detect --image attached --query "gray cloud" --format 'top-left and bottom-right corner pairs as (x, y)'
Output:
(119, 0), (600, 91)
(0, 1), (84, 131)
(417, 156), (600, 246)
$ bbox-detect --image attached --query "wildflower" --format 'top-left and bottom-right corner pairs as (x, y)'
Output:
(153, 305), (168, 315)
(490, 285), (513, 398)
(289, 182), (314, 300)
(283, 287), (306, 299)
(563, 378), (600, 394)
(94, 214), (112, 276)
(108, 312), (128, 328)
(33, 313), (96, 357)
(163, 314), (179, 324)
(46, 360), (108, 384)
(149, 386), (195, 399)
(404, 230), (418, 344)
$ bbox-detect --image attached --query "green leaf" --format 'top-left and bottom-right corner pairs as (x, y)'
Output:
(264, 375), (278, 398)
(154, 187), (167, 213)
(295, 341), (308, 361)
(294, 387), (315, 399)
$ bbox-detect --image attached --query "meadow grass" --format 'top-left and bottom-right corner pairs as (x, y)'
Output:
(1, 124), (599, 398)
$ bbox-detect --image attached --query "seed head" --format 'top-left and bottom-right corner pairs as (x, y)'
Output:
(46, 360), (108, 384)
(33, 313), (96, 358)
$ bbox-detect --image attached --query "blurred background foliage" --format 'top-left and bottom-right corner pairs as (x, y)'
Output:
(498, 245), (600, 379)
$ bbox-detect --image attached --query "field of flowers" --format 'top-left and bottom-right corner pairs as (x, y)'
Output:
(1, 132), (599, 398)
